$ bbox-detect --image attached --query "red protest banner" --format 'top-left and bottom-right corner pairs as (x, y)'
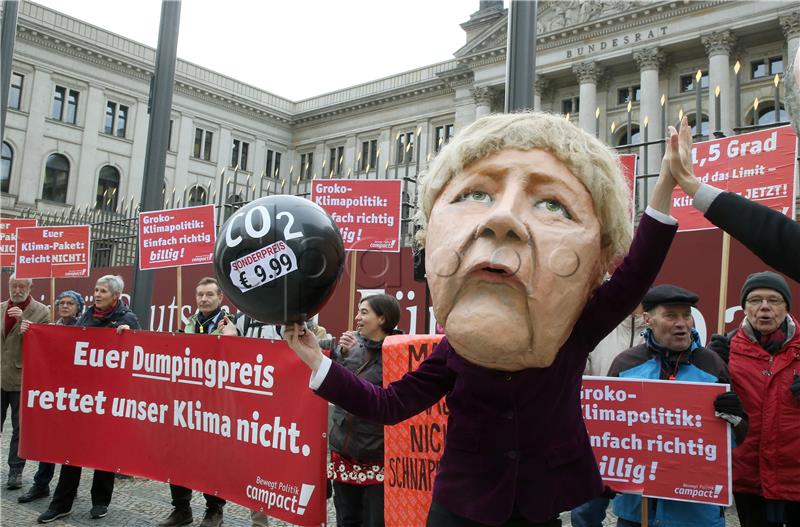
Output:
(671, 125), (797, 232)
(383, 334), (445, 527)
(139, 205), (216, 270)
(619, 154), (637, 226)
(20, 325), (327, 526)
(581, 377), (731, 505)
(15, 225), (90, 279)
(311, 180), (402, 252)
(0, 218), (36, 267)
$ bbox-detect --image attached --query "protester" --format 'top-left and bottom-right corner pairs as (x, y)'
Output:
(16, 290), (85, 504)
(571, 304), (646, 527)
(607, 284), (748, 527)
(665, 115), (799, 282)
(158, 277), (231, 527)
(284, 111), (682, 526)
(323, 294), (401, 527)
(728, 272), (800, 527)
(38, 275), (140, 523)
(1, 275), (50, 491)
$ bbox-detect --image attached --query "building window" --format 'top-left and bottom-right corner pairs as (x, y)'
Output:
(617, 85), (641, 105)
(52, 85), (79, 124)
(104, 101), (128, 138)
(360, 140), (377, 172)
(168, 120), (174, 150)
(396, 132), (415, 165)
(679, 71), (709, 93)
(8, 73), (23, 110)
(193, 128), (214, 161)
(188, 185), (207, 206)
(42, 153), (70, 203)
(328, 146), (344, 177)
(687, 113), (710, 137)
(561, 97), (580, 116)
(266, 149), (282, 179)
(231, 138), (250, 171)
(748, 103), (787, 125)
(434, 124), (454, 153)
(614, 125), (641, 147)
(1, 142), (12, 193)
(95, 165), (120, 211)
(751, 56), (784, 79)
(300, 152), (314, 179)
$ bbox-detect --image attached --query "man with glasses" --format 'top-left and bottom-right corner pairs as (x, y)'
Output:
(729, 272), (800, 526)
(1, 275), (50, 491)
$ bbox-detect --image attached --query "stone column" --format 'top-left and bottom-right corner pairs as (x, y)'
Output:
(634, 47), (666, 177)
(17, 69), (52, 207)
(573, 61), (603, 133)
(534, 77), (550, 112)
(472, 86), (493, 119)
(780, 12), (800, 67)
(702, 30), (736, 136)
(73, 85), (105, 207)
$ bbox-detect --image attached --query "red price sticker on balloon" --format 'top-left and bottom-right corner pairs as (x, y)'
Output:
(229, 240), (299, 292)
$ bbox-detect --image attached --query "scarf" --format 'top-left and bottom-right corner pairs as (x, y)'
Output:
(4, 296), (32, 337)
(643, 327), (701, 380)
(92, 299), (119, 321)
(749, 318), (789, 355)
(195, 307), (223, 334)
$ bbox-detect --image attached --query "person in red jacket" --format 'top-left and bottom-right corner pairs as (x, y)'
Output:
(729, 271), (800, 527)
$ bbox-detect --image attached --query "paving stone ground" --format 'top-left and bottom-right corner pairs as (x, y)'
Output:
(2, 431), (741, 526)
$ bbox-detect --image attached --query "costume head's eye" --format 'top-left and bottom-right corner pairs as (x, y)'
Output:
(534, 199), (572, 219)
(458, 190), (492, 203)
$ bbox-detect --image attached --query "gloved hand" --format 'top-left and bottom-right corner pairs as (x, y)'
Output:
(791, 374), (800, 401)
(601, 485), (618, 500)
(714, 391), (746, 428)
(706, 334), (731, 364)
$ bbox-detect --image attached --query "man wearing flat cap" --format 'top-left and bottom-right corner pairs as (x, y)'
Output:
(607, 284), (748, 527)
(727, 271), (800, 527)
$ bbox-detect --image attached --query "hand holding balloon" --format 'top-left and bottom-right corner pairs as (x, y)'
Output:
(284, 322), (324, 372)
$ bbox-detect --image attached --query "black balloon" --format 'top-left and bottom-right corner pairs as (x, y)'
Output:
(214, 195), (345, 324)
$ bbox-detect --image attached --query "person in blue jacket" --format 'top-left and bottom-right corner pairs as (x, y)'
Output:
(607, 284), (748, 527)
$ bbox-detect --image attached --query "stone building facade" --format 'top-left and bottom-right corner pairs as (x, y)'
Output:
(2, 0), (799, 228)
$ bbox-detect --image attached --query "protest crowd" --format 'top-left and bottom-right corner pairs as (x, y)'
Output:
(3, 41), (800, 527)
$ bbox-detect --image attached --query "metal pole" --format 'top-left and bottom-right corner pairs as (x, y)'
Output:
(1, 0), (20, 141)
(130, 0), (181, 329)
(504, 0), (537, 113)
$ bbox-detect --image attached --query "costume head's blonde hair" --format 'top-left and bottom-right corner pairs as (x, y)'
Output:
(415, 112), (633, 267)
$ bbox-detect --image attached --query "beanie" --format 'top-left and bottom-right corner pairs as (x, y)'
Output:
(57, 290), (85, 316)
(740, 272), (791, 310)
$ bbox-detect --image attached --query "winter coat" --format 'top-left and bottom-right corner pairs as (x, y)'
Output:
(78, 300), (141, 329)
(0, 298), (51, 390)
(584, 313), (645, 376)
(729, 315), (800, 501)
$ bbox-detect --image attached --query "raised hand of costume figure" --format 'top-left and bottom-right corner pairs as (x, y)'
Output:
(665, 115), (701, 196)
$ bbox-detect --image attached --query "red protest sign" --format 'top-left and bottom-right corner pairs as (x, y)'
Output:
(15, 225), (90, 279)
(139, 205), (216, 270)
(311, 180), (402, 252)
(619, 154), (638, 226)
(383, 334), (445, 527)
(672, 126), (797, 232)
(1, 218), (36, 267)
(581, 377), (731, 505)
(20, 325), (327, 526)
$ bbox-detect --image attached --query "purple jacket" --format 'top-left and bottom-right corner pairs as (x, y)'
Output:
(316, 213), (677, 525)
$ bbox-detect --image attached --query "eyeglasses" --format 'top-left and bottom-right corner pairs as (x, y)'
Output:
(745, 296), (785, 307)
(58, 300), (76, 306)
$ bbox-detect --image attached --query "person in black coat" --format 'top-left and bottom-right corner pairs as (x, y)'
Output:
(666, 115), (799, 283)
(37, 275), (140, 524)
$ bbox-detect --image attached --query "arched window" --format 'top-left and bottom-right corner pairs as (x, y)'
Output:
(96, 165), (120, 211)
(1, 142), (12, 194)
(188, 185), (207, 206)
(687, 113), (710, 137)
(224, 193), (242, 220)
(614, 125), (641, 147)
(747, 102), (787, 125)
(42, 153), (70, 203)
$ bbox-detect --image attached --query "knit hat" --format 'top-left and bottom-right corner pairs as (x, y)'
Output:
(57, 290), (85, 316)
(740, 271), (791, 310)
